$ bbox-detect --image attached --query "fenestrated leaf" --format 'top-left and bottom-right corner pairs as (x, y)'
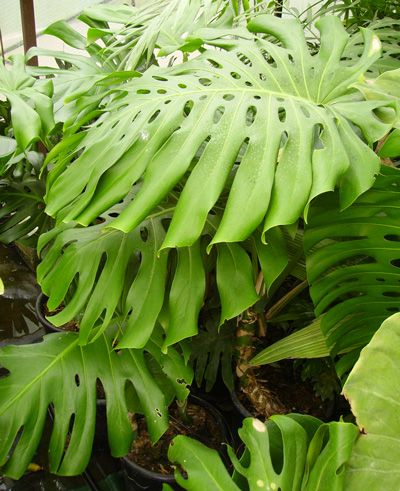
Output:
(0, 324), (192, 479)
(37, 185), (174, 347)
(343, 313), (400, 489)
(0, 179), (53, 246)
(0, 55), (54, 150)
(43, 15), (396, 251)
(305, 166), (400, 377)
(216, 242), (258, 325)
(342, 19), (400, 76)
(190, 310), (236, 392)
(168, 415), (357, 491)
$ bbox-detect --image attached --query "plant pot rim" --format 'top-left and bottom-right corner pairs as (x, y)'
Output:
(35, 291), (64, 333)
(121, 394), (233, 483)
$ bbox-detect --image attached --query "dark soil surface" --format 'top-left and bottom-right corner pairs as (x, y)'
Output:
(238, 360), (332, 421)
(43, 301), (80, 332)
(127, 402), (223, 474)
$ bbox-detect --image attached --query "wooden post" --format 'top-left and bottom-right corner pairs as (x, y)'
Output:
(19, 0), (38, 66)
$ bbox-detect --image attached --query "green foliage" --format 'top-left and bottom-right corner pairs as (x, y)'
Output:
(0, 324), (192, 479)
(305, 166), (400, 377)
(0, 55), (54, 150)
(297, 358), (341, 401)
(42, 14), (394, 250)
(0, 180), (52, 246)
(190, 310), (236, 391)
(343, 313), (400, 489)
(168, 415), (358, 490)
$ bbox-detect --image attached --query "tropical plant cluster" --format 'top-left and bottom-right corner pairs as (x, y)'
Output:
(1, 0), (400, 488)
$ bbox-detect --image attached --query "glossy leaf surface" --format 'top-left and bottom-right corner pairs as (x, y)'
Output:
(305, 166), (400, 376)
(0, 325), (192, 479)
(43, 15), (395, 251)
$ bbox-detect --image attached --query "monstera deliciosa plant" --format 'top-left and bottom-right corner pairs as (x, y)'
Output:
(1, 0), (400, 484)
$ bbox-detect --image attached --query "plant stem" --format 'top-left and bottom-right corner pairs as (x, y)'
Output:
(176, 398), (192, 425)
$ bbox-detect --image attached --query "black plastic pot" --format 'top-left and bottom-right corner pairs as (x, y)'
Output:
(120, 394), (233, 491)
(35, 292), (62, 333)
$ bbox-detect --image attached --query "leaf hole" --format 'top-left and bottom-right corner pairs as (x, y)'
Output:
(157, 89), (167, 94)
(207, 59), (222, 68)
(385, 235), (400, 242)
(236, 137), (250, 162)
(178, 83), (187, 89)
(387, 307), (400, 312)
(199, 78), (212, 86)
(288, 53), (294, 64)
(223, 94), (235, 101)
(137, 89), (151, 95)
(254, 95), (261, 100)
(376, 278), (385, 282)
(259, 73), (266, 81)
(183, 100), (194, 118)
(200, 95), (208, 100)
(164, 100), (171, 105)
(230, 72), (241, 80)
(152, 75), (168, 82)
(309, 67), (315, 79)
(108, 212), (119, 218)
(155, 408), (162, 418)
(0, 367), (10, 379)
(148, 110), (161, 124)
(373, 106), (397, 125)
(75, 374), (80, 387)
(245, 81), (253, 87)
(213, 106), (225, 124)
(328, 72), (335, 81)
(382, 291), (400, 297)
(246, 106), (257, 126)
(391, 258), (400, 269)
(140, 227), (149, 242)
(278, 107), (286, 123)
(132, 111), (141, 123)
(23, 186), (32, 193)
(236, 52), (252, 67)
(111, 121), (119, 129)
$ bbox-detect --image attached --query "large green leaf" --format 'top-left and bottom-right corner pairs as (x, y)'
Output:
(0, 55), (54, 150)
(0, 324), (192, 479)
(343, 313), (400, 489)
(37, 185), (173, 347)
(43, 15), (396, 251)
(168, 416), (358, 490)
(305, 166), (400, 377)
(0, 179), (53, 246)
(342, 19), (400, 76)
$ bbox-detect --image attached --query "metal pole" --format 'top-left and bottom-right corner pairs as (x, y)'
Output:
(19, 0), (38, 66)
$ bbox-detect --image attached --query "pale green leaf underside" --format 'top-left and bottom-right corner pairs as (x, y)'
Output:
(44, 14), (394, 250)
